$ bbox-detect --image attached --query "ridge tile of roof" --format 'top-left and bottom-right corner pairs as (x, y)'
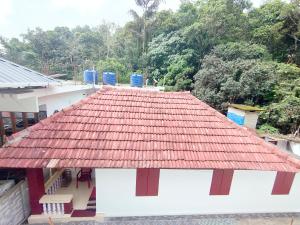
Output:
(0, 87), (299, 172)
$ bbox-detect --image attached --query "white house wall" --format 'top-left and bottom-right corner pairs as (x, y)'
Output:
(291, 142), (300, 156)
(38, 90), (90, 116)
(244, 111), (259, 129)
(95, 169), (300, 217)
(0, 95), (38, 112)
(227, 107), (245, 117)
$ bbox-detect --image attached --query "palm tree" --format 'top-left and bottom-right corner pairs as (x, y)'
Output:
(129, 0), (164, 54)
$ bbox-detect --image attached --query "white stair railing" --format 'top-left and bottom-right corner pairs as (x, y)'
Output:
(44, 170), (64, 194)
(39, 194), (72, 215)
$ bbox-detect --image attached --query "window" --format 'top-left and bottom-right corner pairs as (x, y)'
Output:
(136, 168), (160, 196)
(272, 172), (295, 195)
(210, 169), (234, 195)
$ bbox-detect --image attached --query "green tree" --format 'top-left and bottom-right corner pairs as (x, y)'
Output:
(249, 0), (300, 64)
(129, 0), (164, 55)
(97, 58), (129, 83)
(147, 31), (196, 90)
(260, 96), (300, 134)
(193, 42), (275, 109)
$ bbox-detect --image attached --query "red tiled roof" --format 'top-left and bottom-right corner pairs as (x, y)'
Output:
(0, 87), (299, 171)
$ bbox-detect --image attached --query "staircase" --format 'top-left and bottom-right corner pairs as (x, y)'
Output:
(87, 186), (96, 210)
(87, 199), (96, 210)
(71, 186), (96, 217)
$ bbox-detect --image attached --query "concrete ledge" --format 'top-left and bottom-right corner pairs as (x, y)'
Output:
(28, 212), (104, 224)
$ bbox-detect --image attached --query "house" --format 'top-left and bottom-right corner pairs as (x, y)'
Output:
(227, 104), (264, 129)
(263, 135), (300, 157)
(226, 103), (300, 158)
(0, 57), (97, 142)
(0, 57), (98, 223)
(0, 87), (300, 224)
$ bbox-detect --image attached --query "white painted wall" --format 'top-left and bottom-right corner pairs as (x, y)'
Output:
(244, 111), (259, 129)
(228, 107), (245, 117)
(291, 142), (300, 156)
(0, 96), (38, 112)
(38, 89), (91, 116)
(228, 107), (259, 129)
(95, 169), (300, 217)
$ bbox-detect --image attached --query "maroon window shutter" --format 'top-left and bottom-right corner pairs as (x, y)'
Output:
(136, 168), (148, 196)
(272, 172), (295, 195)
(210, 169), (234, 195)
(136, 168), (160, 196)
(147, 168), (160, 196)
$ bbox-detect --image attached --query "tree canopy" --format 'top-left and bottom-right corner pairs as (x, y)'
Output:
(1, 0), (299, 134)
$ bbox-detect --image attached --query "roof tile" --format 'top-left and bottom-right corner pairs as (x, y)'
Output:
(0, 87), (299, 172)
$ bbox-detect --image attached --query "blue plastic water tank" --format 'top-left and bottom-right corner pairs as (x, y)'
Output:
(83, 69), (98, 84)
(130, 74), (143, 87)
(227, 112), (245, 125)
(103, 72), (117, 86)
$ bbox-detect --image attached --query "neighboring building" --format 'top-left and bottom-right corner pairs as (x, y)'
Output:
(263, 135), (300, 157)
(0, 87), (300, 224)
(227, 104), (264, 129)
(0, 57), (97, 142)
(0, 57), (98, 224)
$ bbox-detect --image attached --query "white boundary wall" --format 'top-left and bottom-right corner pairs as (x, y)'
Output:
(95, 169), (300, 217)
(0, 180), (30, 225)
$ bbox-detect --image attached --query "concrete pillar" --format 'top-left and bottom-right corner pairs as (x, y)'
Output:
(0, 112), (4, 146)
(10, 112), (16, 134)
(22, 112), (28, 128)
(26, 168), (45, 215)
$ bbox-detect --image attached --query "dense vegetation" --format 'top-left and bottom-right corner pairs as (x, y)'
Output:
(0, 0), (299, 135)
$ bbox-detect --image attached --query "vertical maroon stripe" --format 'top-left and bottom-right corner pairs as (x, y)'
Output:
(0, 112), (4, 146)
(64, 201), (73, 214)
(272, 172), (295, 195)
(136, 168), (148, 196)
(10, 112), (16, 134)
(210, 169), (233, 195)
(210, 169), (224, 195)
(220, 169), (234, 195)
(147, 169), (160, 196)
(22, 112), (28, 128)
(272, 172), (286, 194)
(26, 168), (45, 214)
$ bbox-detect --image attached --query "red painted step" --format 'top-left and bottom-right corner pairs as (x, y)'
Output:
(71, 209), (96, 217)
(89, 187), (96, 201)
(87, 202), (96, 206)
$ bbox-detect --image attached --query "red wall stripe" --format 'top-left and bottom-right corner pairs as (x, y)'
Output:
(136, 168), (149, 196)
(64, 200), (73, 214)
(272, 172), (295, 195)
(210, 169), (234, 195)
(147, 168), (160, 196)
(220, 169), (234, 195)
(26, 168), (45, 214)
(210, 169), (224, 195)
(136, 168), (160, 196)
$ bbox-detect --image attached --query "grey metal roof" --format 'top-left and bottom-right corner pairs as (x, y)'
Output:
(0, 57), (60, 88)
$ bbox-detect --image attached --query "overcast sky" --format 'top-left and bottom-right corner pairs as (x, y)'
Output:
(0, 0), (266, 39)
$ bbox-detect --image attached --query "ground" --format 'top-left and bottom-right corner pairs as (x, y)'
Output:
(31, 213), (300, 225)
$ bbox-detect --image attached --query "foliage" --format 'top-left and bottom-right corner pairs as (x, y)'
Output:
(248, 0), (300, 63)
(194, 42), (276, 109)
(128, 0), (164, 55)
(257, 123), (279, 134)
(147, 31), (196, 90)
(1, 0), (300, 134)
(258, 63), (300, 134)
(259, 96), (300, 134)
(97, 58), (129, 83)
